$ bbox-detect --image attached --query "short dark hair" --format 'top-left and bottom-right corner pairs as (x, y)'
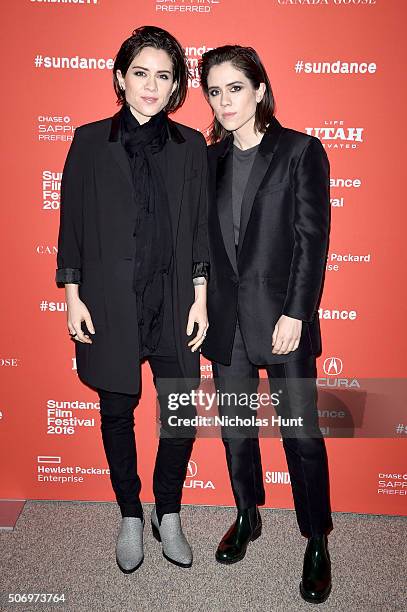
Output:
(199, 45), (275, 144)
(113, 25), (188, 114)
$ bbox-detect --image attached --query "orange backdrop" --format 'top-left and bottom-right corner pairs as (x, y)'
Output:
(0, 0), (406, 516)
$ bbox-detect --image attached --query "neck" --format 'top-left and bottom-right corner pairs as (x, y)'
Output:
(128, 102), (151, 125)
(233, 114), (263, 150)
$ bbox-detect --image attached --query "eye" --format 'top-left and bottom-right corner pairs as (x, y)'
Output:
(159, 74), (169, 80)
(133, 70), (146, 77)
(230, 85), (242, 92)
(209, 89), (220, 97)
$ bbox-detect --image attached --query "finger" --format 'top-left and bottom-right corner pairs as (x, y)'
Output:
(84, 314), (95, 335)
(272, 334), (284, 354)
(67, 323), (76, 336)
(285, 338), (297, 354)
(186, 313), (194, 336)
(187, 320), (206, 347)
(190, 335), (205, 352)
(276, 337), (290, 354)
(72, 322), (92, 344)
(188, 329), (207, 351)
(191, 338), (205, 353)
(289, 337), (301, 353)
(272, 324), (279, 346)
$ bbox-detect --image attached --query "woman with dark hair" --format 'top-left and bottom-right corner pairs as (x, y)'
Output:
(56, 26), (209, 573)
(199, 46), (332, 603)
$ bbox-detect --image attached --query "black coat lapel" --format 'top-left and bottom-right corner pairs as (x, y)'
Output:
(107, 112), (133, 189)
(154, 119), (186, 245)
(237, 117), (284, 257)
(216, 139), (237, 274)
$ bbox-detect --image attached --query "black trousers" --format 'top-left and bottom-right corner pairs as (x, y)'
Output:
(97, 355), (196, 523)
(213, 324), (333, 538)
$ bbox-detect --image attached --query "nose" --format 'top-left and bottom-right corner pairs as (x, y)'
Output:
(144, 75), (158, 92)
(220, 91), (231, 107)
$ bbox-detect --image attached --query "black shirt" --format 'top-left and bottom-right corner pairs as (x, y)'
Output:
(232, 143), (260, 245)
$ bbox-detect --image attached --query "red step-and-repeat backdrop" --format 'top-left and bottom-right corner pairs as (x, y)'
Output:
(1, 0), (406, 516)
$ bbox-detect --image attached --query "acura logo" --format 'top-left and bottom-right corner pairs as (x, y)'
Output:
(186, 460), (197, 478)
(323, 357), (343, 376)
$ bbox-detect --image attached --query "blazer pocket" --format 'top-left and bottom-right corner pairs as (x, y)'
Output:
(258, 179), (290, 196)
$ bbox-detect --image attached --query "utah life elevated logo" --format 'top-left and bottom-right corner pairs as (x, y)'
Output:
(305, 120), (364, 150)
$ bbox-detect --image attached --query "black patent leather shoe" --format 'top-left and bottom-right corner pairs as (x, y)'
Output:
(300, 534), (332, 604)
(215, 506), (262, 564)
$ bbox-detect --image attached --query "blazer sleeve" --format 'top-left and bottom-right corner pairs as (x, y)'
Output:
(55, 127), (86, 286)
(282, 137), (330, 322)
(192, 134), (210, 279)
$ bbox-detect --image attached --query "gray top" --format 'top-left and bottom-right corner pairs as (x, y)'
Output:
(232, 143), (260, 245)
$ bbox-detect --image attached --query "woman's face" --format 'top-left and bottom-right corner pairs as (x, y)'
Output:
(206, 61), (265, 133)
(116, 46), (177, 124)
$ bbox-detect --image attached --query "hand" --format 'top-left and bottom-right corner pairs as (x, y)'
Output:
(186, 299), (208, 352)
(66, 295), (95, 344)
(272, 315), (302, 355)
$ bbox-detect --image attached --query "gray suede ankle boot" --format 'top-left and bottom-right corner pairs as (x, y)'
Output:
(151, 507), (192, 568)
(115, 517), (144, 573)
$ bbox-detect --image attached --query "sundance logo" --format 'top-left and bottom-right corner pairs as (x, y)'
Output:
(30, 1), (98, 5)
(318, 308), (357, 321)
(265, 471), (291, 485)
(183, 460), (215, 490)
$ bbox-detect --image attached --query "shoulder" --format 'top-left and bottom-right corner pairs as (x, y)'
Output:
(73, 116), (113, 143)
(169, 120), (207, 148)
(281, 126), (324, 156)
(207, 139), (230, 161)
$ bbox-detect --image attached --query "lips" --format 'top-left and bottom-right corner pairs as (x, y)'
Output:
(222, 112), (237, 119)
(141, 96), (159, 104)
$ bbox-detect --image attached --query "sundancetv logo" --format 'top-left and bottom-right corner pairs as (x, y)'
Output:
(30, 1), (98, 5)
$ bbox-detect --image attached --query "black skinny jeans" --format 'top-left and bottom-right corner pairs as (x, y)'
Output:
(98, 355), (197, 524)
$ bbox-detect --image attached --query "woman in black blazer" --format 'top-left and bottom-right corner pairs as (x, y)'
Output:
(56, 26), (209, 573)
(199, 46), (332, 603)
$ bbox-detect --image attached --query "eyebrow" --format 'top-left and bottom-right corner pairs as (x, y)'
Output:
(130, 65), (172, 74)
(208, 81), (245, 89)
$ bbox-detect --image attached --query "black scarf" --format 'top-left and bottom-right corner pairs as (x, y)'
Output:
(120, 103), (173, 358)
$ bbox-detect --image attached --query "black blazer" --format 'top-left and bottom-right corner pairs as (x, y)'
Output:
(202, 117), (330, 366)
(56, 112), (208, 394)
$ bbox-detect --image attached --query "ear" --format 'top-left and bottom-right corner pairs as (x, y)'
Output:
(116, 69), (125, 91)
(171, 80), (177, 95)
(256, 82), (266, 103)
